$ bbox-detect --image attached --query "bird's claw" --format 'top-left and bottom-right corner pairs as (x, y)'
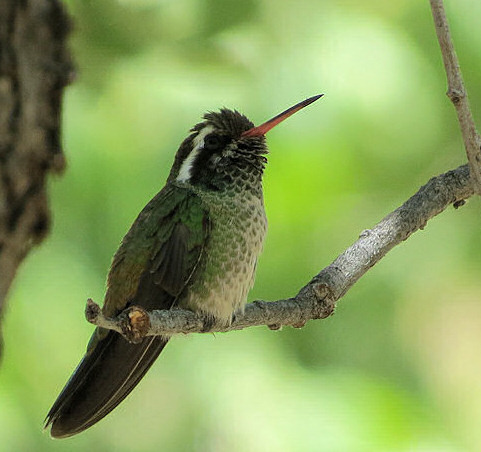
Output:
(119, 306), (151, 344)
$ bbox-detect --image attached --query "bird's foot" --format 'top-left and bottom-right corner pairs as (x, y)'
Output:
(200, 314), (216, 333)
(119, 305), (151, 344)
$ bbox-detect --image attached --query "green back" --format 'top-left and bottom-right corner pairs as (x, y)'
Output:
(103, 183), (210, 317)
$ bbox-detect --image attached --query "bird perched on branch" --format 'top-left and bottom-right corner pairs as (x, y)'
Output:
(45, 95), (322, 438)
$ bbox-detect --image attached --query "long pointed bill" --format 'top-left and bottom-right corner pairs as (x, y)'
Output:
(241, 94), (323, 137)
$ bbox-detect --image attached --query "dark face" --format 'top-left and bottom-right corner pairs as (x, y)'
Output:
(168, 109), (268, 192)
(167, 96), (322, 189)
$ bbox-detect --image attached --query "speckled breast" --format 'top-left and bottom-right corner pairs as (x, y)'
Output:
(183, 190), (267, 323)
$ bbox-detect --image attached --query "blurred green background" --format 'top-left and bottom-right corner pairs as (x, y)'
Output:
(2, 0), (481, 450)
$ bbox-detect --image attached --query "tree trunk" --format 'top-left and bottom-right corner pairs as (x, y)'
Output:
(0, 0), (72, 356)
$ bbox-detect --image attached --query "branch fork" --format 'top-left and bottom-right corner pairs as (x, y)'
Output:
(430, 0), (481, 193)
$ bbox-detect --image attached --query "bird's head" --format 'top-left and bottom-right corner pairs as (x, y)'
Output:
(168, 95), (323, 192)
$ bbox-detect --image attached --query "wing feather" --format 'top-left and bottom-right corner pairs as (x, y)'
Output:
(46, 184), (210, 437)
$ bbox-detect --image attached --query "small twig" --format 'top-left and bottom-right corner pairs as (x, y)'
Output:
(429, 0), (481, 194)
(86, 165), (473, 342)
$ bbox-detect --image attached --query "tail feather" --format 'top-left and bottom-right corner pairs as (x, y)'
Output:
(45, 329), (168, 438)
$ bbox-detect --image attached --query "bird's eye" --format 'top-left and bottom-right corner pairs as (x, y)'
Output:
(204, 134), (223, 151)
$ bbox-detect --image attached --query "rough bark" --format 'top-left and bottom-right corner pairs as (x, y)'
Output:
(0, 0), (72, 354)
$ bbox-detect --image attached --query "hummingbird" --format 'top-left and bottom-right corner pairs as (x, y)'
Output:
(45, 94), (322, 438)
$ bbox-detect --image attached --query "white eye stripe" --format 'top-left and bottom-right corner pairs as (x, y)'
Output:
(176, 126), (214, 182)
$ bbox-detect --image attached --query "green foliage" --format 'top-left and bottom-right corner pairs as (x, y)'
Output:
(2, 0), (481, 450)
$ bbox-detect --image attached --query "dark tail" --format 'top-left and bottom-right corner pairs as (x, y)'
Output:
(45, 329), (168, 438)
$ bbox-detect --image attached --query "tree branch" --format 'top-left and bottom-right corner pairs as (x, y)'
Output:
(429, 0), (481, 194)
(84, 3), (479, 343)
(86, 165), (473, 343)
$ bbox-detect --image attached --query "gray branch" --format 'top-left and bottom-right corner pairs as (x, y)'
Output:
(86, 165), (473, 342)
(429, 0), (481, 194)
